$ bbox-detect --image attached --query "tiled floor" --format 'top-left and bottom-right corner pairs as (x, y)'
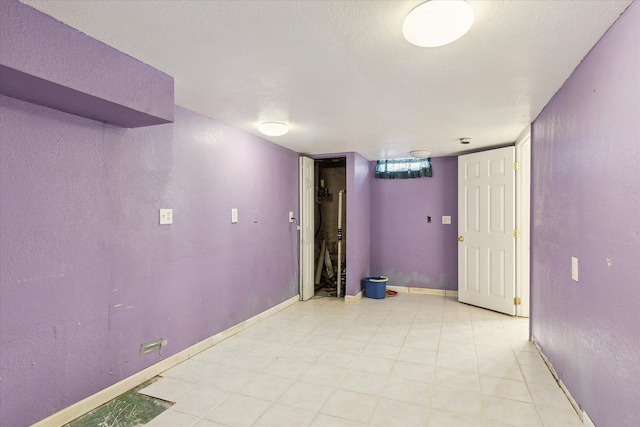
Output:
(139, 294), (582, 426)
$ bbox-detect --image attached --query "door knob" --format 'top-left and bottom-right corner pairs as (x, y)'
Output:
(457, 236), (464, 242)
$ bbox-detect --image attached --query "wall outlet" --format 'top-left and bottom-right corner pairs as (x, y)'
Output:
(253, 211), (258, 223)
(231, 208), (238, 223)
(571, 257), (579, 282)
(442, 215), (451, 224)
(159, 209), (172, 225)
(289, 211), (294, 223)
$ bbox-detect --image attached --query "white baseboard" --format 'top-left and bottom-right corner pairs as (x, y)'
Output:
(531, 336), (584, 423)
(32, 295), (299, 427)
(384, 285), (456, 297)
(386, 285), (409, 293)
(344, 290), (363, 303)
(583, 410), (595, 427)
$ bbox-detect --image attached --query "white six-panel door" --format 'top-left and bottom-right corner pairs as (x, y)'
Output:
(458, 147), (516, 316)
(299, 156), (315, 301)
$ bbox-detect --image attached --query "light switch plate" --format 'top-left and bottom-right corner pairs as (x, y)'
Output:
(159, 209), (172, 225)
(571, 257), (579, 282)
(442, 216), (451, 224)
(231, 208), (238, 223)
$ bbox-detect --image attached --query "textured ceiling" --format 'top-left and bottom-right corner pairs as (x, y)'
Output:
(21, 0), (632, 159)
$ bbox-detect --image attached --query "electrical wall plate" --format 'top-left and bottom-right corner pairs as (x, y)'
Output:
(442, 215), (452, 224)
(159, 209), (172, 225)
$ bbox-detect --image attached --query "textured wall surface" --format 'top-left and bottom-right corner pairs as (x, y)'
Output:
(0, 96), (299, 427)
(370, 157), (458, 290)
(0, 0), (174, 127)
(346, 153), (372, 295)
(530, 1), (640, 425)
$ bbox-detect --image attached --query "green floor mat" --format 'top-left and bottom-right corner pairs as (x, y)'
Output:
(63, 378), (171, 427)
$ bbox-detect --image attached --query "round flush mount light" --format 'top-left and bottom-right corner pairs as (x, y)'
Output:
(258, 122), (289, 136)
(403, 0), (474, 47)
(410, 150), (432, 158)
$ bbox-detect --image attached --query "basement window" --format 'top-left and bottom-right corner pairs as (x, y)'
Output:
(375, 158), (432, 179)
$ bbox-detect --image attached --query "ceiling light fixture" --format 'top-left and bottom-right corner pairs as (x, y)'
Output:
(403, 0), (474, 48)
(410, 150), (432, 158)
(460, 137), (471, 144)
(258, 122), (289, 136)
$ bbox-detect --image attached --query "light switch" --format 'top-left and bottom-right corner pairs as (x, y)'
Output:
(442, 216), (451, 224)
(159, 209), (172, 225)
(572, 257), (579, 282)
(231, 208), (238, 224)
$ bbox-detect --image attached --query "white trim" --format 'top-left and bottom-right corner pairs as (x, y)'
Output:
(299, 157), (303, 298)
(582, 411), (596, 427)
(531, 336), (584, 423)
(515, 127), (531, 318)
(32, 295), (299, 427)
(344, 290), (363, 303)
(445, 290), (459, 297)
(387, 285), (409, 293)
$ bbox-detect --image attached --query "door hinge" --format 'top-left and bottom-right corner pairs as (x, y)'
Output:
(514, 229), (521, 238)
(514, 161), (520, 171)
(514, 297), (522, 306)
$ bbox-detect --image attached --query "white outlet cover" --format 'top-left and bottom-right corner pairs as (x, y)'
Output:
(442, 216), (452, 224)
(231, 208), (238, 223)
(159, 209), (172, 225)
(571, 257), (579, 282)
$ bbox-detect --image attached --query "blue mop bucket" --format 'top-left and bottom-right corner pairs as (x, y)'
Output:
(363, 276), (389, 299)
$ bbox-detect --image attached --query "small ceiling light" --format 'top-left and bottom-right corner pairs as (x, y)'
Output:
(258, 122), (289, 136)
(410, 150), (432, 158)
(460, 137), (471, 144)
(403, 0), (474, 48)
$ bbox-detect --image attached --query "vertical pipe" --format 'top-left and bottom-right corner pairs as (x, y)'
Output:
(337, 189), (344, 298)
(315, 239), (326, 285)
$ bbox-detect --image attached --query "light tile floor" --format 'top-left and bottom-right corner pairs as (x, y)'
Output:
(139, 294), (582, 427)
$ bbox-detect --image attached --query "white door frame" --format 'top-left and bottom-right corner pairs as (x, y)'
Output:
(515, 127), (531, 317)
(299, 156), (315, 300)
(458, 146), (517, 316)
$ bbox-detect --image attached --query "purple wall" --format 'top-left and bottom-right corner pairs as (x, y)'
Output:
(346, 153), (372, 295)
(0, 96), (299, 426)
(0, 0), (174, 127)
(530, 2), (640, 425)
(370, 157), (458, 290)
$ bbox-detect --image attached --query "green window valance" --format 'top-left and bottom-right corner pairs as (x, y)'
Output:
(375, 158), (432, 179)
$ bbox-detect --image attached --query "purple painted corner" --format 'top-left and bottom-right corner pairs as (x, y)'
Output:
(370, 157), (458, 291)
(530, 2), (640, 425)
